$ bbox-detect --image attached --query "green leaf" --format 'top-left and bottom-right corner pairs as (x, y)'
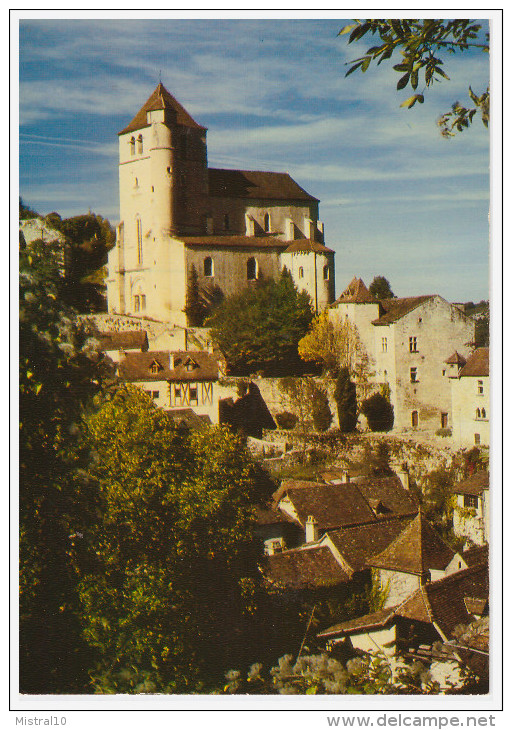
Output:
(397, 73), (410, 90)
(338, 23), (358, 36)
(400, 94), (423, 108)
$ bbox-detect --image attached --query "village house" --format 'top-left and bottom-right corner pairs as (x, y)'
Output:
(452, 471), (490, 548)
(317, 560), (489, 689)
(448, 347), (490, 447)
(106, 83), (335, 326)
(330, 277), (475, 432)
(117, 348), (223, 422)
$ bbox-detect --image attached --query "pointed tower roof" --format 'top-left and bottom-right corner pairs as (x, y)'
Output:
(367, 510), (455, 576)
(334, 277), (376, 304)
(445, 351), (467, 366)
(119, 83), (206, 135)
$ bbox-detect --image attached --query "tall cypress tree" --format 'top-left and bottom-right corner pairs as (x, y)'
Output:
(333, 367), (357, 432)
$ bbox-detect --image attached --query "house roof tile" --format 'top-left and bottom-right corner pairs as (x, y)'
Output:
(119, 83), (205, 135)
(461, 544), (489, 567)
(284, 239), (334, 254)
(445, 351), (467, 365)
(371, 296), (434, 325)
(96, 330), (149, 352)
(319, 563), (489, 642)
(459, 348), (489, 377)
(263, 545), (350, 590)
(118, 350), (218, 382)
(208, 168), (318, 202)
(326, 516), (415, 573)
(333, 277), (377, 304)
(454, 471), (489, 496)
(367, 511), (455, 575)
(177, 235), (289, 250)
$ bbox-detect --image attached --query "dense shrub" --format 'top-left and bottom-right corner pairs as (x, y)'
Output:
(361, 393), (394, 432)
(275, 411), (298, 430)
(311, 385), (332, 432)
(333, 367), (357, 433)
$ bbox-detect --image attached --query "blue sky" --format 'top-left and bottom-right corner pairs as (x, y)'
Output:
(18, 17), (491, 302)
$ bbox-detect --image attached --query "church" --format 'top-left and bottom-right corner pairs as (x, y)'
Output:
(106, 83), (335, 326)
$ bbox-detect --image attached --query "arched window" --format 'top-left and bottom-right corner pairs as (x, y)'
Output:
(411, 410), (418, 428)
(481, 407), (486, 419)
(323, 265), (329, 280)
(476, 408), (481, 419)
(136, 216), (143, 264)
(137, 134), (143, 154)
(224, 214), (230, 231)
(298, 266), (304, 279)
(129, 137), (135, 155)
(204, 257), (214, 277)
(264, 213), (270, 232)
(247, 257), (258, 280)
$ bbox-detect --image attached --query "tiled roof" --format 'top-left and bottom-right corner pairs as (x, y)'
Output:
(96, 330), (149, 352)
(208, 168), (318, 202)
(253, 505), (297, 526)
(367, 512), (455, 575)
(178, 235), (289, 250)
(333, 277), (377, 304)
(319, 563), (489, 642)
(118, 350), (218, 382)
(454, 471), (489, 497)
(397, 563), (489, 639)
(462, 544), (489, 567)
(119, 83), (205, 135)
(264, 545), (350, 590)
(284, 240), (334, 254)
(317, 607), (395, 638)
(164, 408), (211, 431)
(459, 348), (489, 377)
(372, 296), (433, 325)
(276, 482), (376, 529)
(275, 476), (418, 531)
(326, 516), (415, 573)
(445, 351), (467, 366)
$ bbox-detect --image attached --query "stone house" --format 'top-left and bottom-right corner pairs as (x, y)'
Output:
(452, 471), (489, 548)
(117, 349), (222, 422)
(317, 560), (489, 689)
(106, 83), (335, 326)
(449, 347), (490, 447)
(330, 277), (475, 431)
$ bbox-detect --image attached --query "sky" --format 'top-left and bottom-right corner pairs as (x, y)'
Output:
(18, 15), (492, 302)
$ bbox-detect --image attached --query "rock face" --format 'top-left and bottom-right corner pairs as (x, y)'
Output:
(19, 218), (69, 274)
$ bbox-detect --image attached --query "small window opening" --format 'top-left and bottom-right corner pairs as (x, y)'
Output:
(410, 367), (418, 383)
(411, 410), (419, 428)
(481, 407), (486, 419)
(477, 380), (484, 395)
(264, 213), (270, 232)
(298, 266), (304, 279)
(129, 137), (135, 155)
(134, 295), (140, 312)
(323, 265), (329, 281)
(247, 257), (258, 280)
(409, 336), (418, 353)
(137, 134), (143, 154)
(204, 257), (214, 277)
(136, 217), (143, 264)
(141, 294), (146, 311)
(474, 433), (481, 445)
(382, 337), (387, 353)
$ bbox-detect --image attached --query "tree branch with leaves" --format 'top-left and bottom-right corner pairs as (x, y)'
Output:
(339, 19), (489, 136)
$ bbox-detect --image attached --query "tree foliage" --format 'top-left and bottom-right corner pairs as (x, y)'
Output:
(298, 311), (364, 376)
(207, 270), (313, 375)
(278, 378), (332, 435)
(333, 367), (358, 433)
(78, 386), (272, 692)
(185, 264), (224, 326)
(339, 19), (489, 136)
(220, 651), (443, 695)
(19, 242), (115, 693)
(361, 392), (394, 431)
(369, 275), (395, 300)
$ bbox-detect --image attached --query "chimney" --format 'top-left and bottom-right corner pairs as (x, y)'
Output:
(305, 515), (319, 543)
(341, 469), (350, 484)
(245, 214), (255, 237)
(170, 353), (175, 369)
(397, 463), (410, 491)
(317, 220), (324, 240)
(285, 217), (295, 241)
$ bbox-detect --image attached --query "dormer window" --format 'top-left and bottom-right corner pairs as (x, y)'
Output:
(184, 358), (198, 372)
(129, 137), (135, 155)
(137, 134), (143, 154)
(150, 360), (162, 374)
(264, 213), (271, 232)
